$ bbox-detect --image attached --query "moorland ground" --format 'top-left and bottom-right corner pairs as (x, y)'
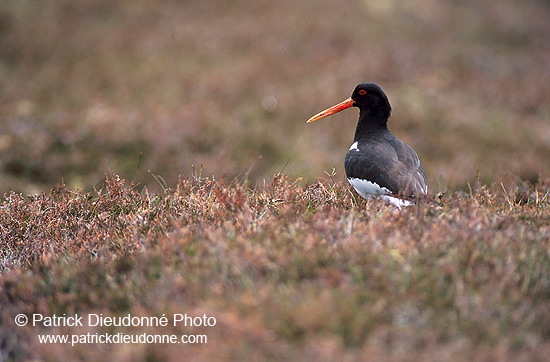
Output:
(1, 174), (549, 360)
(1, 0), (549, 192)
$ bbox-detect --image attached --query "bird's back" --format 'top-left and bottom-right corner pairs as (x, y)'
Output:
(344, 130), (427, 197)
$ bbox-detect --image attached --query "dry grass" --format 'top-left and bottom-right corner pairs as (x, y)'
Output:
(0, 174), (549, 360)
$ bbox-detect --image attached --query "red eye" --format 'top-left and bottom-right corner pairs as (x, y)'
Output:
(358, 89), (367, 95)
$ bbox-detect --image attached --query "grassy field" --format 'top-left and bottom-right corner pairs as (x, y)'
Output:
(1, 0), (549, 360)
(0, 174), (548, 360)
(1, 0), (549, 192)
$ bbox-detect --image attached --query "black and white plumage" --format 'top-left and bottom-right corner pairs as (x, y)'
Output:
(307, 83), (428, 208)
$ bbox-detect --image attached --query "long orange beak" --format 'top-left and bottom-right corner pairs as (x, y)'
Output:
(307, 97), (355, 123)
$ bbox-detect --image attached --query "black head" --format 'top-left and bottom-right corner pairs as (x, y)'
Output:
(351, 83), (392, 120)
(307, 82), (392, 126)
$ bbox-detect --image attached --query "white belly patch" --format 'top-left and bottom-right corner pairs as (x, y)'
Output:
(347, 177), (412, 208)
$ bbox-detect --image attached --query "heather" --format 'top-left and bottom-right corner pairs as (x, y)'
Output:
(1, 174), (548, 360)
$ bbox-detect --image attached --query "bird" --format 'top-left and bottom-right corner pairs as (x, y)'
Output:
(307, 83), (428, 208)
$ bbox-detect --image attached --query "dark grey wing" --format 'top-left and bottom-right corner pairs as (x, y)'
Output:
(344, 135), (427, 197)
(345, 142), (401, 194)
(392, 140), (428, 196)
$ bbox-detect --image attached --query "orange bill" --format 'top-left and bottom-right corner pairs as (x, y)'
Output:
(307, 97), (355, 123)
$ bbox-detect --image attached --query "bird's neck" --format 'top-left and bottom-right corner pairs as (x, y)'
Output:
(353, 110), (389, 141)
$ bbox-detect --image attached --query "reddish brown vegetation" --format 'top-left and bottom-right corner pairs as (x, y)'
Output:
(1, 174), (548, 360)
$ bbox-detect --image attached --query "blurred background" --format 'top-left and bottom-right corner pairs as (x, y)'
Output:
(0, 0), (549, 193)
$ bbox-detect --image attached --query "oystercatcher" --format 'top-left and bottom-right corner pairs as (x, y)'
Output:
(307, 83), (428, 208)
